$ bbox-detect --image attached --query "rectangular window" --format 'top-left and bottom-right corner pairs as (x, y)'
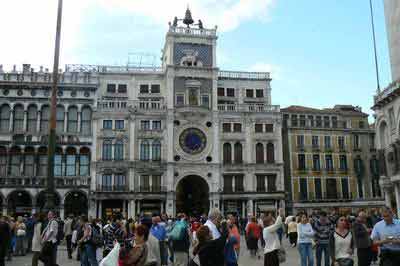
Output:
(316, 116), (322, 127)
(312, 136), (319, 147)
(267, 175), (276, 192)
(291, 115), (298, 127)
(141, 120), (150, 131)
(325, 155), (333, 171)
(339, 155), (347, 170)
(226, 88), (235, 97)
(338, 136), (345, 150)
(233, 123), (242, 132)
(246, 89), (254, 98)
(217, 87), (225, 97)
(324, 136), (331, 149)
(152, 121), (161, 131)
(297, 135), (304, 147)
(299, 178), (308, 200)
(176, 94), (185, 106)
(222, 123), (231, 133)
(117, 84), (127, 93)
(324, 116), (330, 128)
(369, 134), (375, 149)
(315, 178), (322, 199)
(342, 178), (349, 199)
(103, 120), (112, 129)
(308, 115), (314, 127)
(201, 95), (209, 108)
(256, 175), (266, 192)
(298, 154), (306, 170)
(265, 124), (274, 133)
(256, 89), (264, 98)
(115, 120), (124, 130)
(140, 175), (150, 192)
(332, 117), (338, 128)
(140, 84), (149, 93)
(102, 175), (112, 191)
(107, 84), (116, 93)
(313, 154), (320, 171)
(255, 124), (263, 133)
(54, 154), (63, 176)
(152, 175), (161, 191)
(235, 175), (244, 192)
(224, 175), (233, 192)
(151, 84), (160, 93)
(354, 135), (360, 149)
(115, 175), (126, 190)
(300, 115), (306, 127)
(66, 154), (76, 176)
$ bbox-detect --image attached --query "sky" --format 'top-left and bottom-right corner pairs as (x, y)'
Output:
(0, 0), (392, 120)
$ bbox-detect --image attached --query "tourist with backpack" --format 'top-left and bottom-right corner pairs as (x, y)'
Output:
(169, 213), (191, 266)
(40, 211), (59, 266)
(77, 215), (99, 266)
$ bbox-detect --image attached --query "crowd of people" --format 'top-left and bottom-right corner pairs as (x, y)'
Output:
(0, 206), (399, 266)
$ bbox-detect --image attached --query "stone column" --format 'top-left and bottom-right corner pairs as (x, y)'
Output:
(130, 200), (136, 217)
(2, 205), (7, 216)
(23, 110), (27, 132)
(137, 200), (141, 215)
(59, 205), (65, 220)
(36, 111), (41, 132)
(77, 112), (81, 133)
(166, 193), (174, 217)
(98, 200), (103, 219)
(247, 199), (254, 216)
(122, 200), (127, 218)
(242, 201), (246, 218)
(395, 183), (400, 216)
(88, 199), (96, 219)
(63, 111), (68, 133)
(9, 110), (13, 132)
(127, 201), (132, 218)
(160, 201), (164, 214)
(385, 190), (392, 208)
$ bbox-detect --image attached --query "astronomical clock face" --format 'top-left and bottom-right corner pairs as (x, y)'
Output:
(179, 128), (207, 155)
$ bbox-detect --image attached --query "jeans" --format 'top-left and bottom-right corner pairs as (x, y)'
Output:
(66, 235), (72, 258)
(298, 243), (314, 266)
(316, 243), (330, 266)
(80, 244), (98, 266)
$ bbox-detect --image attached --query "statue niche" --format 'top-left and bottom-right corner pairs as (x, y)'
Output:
(180, 49), (203, 67)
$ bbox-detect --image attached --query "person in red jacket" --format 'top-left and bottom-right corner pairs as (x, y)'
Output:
(246, 216), (261, 258)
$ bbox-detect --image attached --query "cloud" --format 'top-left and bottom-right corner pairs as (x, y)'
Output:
(96, 0), (275, 32)
(0, 0), (276, 70)
(249, 62), (282, 80)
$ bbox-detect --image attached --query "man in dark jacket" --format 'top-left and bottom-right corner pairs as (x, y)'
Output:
(353, 211), (372, 266)
(0, 216), (11, 266)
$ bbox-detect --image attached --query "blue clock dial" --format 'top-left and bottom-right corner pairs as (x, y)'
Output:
(179, 128), (207, 155)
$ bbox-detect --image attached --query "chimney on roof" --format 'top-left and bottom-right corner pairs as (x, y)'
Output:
(12, 65), (17, 72)
(0, 65), (3, 73)
(23, 64), (31, 73)
(39, 66), (43, 73)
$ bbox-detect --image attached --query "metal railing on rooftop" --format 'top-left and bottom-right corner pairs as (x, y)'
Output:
(218, 70), (270, 80)
(218, 103), (279, 113)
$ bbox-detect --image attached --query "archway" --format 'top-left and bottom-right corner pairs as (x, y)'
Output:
(176, 175), (209, 216)
(64, 191), (88, 217)
(7, 190), (32, 217)
(36, 191), (61, 213)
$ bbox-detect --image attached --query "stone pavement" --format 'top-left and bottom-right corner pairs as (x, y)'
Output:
(5, 238), (302, 266)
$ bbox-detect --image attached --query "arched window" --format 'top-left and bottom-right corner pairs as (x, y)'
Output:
(266, 142), (275, 163)
(13, 105), (24, 131)
(37, 147), (47, 176)
(0, 146), (7, 176)
(81, 107), (92, 135)
(40, 106), (50, 133)
(223, 143), (232, 164)
(9, 147), (22, 176)
(140, 140), (150, 161)
(66, 147), (76, 176)
(114, 140), (124, 161)
(152, 140), (161, 161)
(54, 148), (64, 176)
(79, 147), (90, 176)
(67, 106), (78, 133)
(379, 121), (388, 148)
(0, 105), (10, 132)
(27, 105), (38, 133)
(24, 147), (35, 176)
(256, 143), (264, 164)
(56, 105), (65, 133)
(234, 142), (243, 164)
(102, 140), (112, 161)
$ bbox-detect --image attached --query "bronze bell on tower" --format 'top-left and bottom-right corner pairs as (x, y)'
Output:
(183, 7), (194, 27)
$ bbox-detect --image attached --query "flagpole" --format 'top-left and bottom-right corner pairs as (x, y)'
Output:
(369, 0), (381, 94)
(44, 0), (63, 212)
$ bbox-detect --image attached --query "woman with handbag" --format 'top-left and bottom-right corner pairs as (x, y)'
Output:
(262, 208), (285, 266)
(329, 216), (354, 266)
(15, 216), (26, 256)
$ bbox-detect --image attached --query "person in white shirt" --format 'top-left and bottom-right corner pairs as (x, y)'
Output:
(263, 208), (285, 266)
(204, 208), (222, 240)
(41, 211), (59, 266)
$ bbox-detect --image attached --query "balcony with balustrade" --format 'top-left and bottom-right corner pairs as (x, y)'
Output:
(97, 99), (166, 113)
(218, 103), (280, 113)
(0, 176), (90, 189)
